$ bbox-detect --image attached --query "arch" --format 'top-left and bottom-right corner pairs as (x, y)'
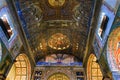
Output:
(87, 54), (103, 80)
(48, 73), (70, 80)
(43, 66), (75, 80)
(6, 53), (31, 80)
(107, 27), (120, 71)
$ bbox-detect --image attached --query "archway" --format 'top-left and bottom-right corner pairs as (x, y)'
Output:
(6, 54), (31, 80)
(87, 54), (103, 80)
(48, 73), (70, 80)
(107, 27), (120, 71)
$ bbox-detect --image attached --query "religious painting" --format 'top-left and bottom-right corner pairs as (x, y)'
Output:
(48, 33), (70, 50)
(37, 53), (83, 66)
(114, 47), (120, 70)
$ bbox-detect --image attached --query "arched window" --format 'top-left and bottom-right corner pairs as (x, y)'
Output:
(87, 54), (103, 80)
(6, 54), (31, 80)
(48, 73), (70, 80)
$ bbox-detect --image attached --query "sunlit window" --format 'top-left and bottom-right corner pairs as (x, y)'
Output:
(98, 13), (109, 39)
(0, 15), (13, 39)
(6, 54), (31, 80)
(87, 54), (103, 80)
(15, 55), (27, 80)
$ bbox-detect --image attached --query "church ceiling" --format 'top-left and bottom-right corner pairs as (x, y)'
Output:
(16, 0), (94, 62)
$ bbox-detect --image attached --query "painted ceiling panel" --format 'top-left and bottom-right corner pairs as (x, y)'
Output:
(15, 0), (94, 63)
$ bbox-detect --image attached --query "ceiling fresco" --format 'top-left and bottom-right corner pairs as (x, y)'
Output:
(15, 0), (94, 63)
(48, 33), (70, 50)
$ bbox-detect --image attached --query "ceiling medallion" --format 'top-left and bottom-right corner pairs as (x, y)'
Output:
(48, 33), (70, 50)
(48, 0), (66, 7)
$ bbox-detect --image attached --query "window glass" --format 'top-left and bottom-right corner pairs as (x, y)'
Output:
(0, 7), (14, 40)
(98, 13), (109, 38)
(0, 16), (12, 39)
(87, 54), (103, 80)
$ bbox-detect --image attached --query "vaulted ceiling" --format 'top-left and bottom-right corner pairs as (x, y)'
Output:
(16, 0), (94, 63)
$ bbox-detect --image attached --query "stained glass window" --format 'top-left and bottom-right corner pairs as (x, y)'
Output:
(11, 54), (31, 80)
(48, 73), (70, 80)
(87, 54), (103, 80)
